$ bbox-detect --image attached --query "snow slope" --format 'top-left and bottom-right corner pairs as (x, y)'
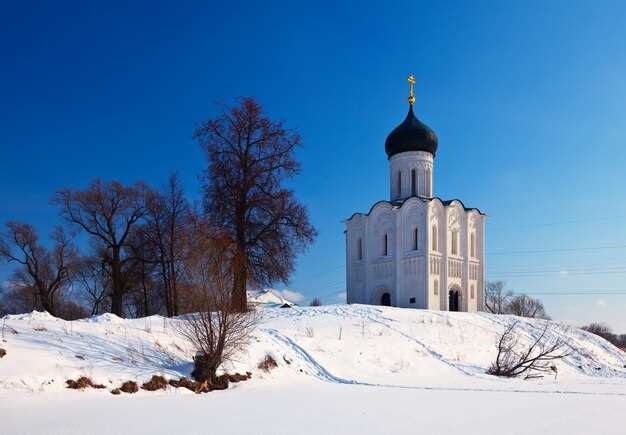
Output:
(1, 305), (625, 434)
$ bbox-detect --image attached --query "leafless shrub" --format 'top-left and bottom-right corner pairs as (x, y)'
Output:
(258, 354), (278, 372)
(0, 348), (6, 358)
(487, 321), (571, 378)
(304, 327), (314, 338)
(66, 377), (105, 390)
(175, 237), (258, 384)
(119, 380), (139, 393)
(168, 377), (195, 392)
(309, 297), (322, 307)
(141, 375), (168, 391)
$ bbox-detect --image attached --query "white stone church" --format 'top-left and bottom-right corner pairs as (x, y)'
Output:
(345, 76), (486, 312)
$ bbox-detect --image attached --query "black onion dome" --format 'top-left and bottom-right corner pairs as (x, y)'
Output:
(385, 105), (438, 158)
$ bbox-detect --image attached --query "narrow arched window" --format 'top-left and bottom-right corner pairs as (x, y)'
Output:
(412, 227), (418, 251)
(470, 233), (476, 258)
(357, 238), (363, 260)
(470, 285), (475, 299)
(451, 230), (458, 256)
(432, 225), (438, 251)
(383, 233), (388, 256)
(411, 169), (416, 196)
(397, 172), (402, 198)
(434, 279), (439, 295)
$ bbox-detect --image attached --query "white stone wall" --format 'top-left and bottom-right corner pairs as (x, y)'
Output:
(346, 197), (485, 313)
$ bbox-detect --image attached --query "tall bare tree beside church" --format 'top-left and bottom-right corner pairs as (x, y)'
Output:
(195, 98), (316, 311)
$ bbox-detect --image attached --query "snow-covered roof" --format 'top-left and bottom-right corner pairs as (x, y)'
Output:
(248, 289), (297, 308)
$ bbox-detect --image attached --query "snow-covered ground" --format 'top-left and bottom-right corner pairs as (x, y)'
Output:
(1, 304), (625, 434)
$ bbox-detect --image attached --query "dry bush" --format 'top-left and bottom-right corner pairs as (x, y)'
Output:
(175, 237), (257, 384)
(487, 321), (571, 378)
(119, 380), (139, 393)
(168, 377), (199, 392)
(66, 377), (105, 390)
(309, 297), (322, 307)
(141, 375), (168, 391)
(258, 354), (278, 372)
(0, 348), (6, 358)
(110, 388), (121, 395)
(226, 372), (252, 382)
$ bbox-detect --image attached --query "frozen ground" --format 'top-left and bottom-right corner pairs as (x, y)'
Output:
(1, 303), (625, 434)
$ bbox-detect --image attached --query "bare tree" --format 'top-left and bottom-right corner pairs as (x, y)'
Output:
(73, 254), (109, 316)
(53, 180), (147, 317)
(508, 294), (549, 319)
(195, 98), (317, 311)
(487, 320), (571, 378)
(0, 222), (75, 316)
(142, 174), (191, 316)
(484, 281), (513, 314)
(175, 235), (257, 384)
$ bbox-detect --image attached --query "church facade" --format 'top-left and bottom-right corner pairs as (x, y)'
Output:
(344, 76), (486, 312)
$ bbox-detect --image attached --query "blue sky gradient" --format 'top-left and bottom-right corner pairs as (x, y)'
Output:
(2, 1), (626, 330)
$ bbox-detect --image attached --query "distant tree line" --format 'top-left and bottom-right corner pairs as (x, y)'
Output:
(485, 281), (625, 349)
(484, 281), (550, 319)
(581, 323), (626, 351)
(0, 98), (316, 319)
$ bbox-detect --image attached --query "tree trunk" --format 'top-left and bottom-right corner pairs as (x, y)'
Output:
(231, 248), (248, 312)
(110, 249), (124, 317)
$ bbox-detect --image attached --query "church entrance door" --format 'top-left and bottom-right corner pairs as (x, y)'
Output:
(448, 289), (460, 311)
(381, 292), (391, 306)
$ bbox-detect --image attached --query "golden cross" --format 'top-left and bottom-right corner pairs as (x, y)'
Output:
(407, 74), (416, 105)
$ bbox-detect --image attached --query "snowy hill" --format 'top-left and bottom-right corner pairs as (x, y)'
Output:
(1, 305), (626, 434)
(1, 305), (624, 393)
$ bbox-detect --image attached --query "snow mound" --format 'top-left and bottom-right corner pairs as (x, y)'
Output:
(2, 310), (59, 322)
(81, 313), (125, 324)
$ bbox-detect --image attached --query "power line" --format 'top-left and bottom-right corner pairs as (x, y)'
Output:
(525, 291), (626, 296)
(489, 244), (626, 256)
(489, 264), (626, 275)
(488, 270), (626, 278)
(488, 215), (626, 229)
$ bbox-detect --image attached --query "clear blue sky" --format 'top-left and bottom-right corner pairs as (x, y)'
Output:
(2, 1), (626, 331)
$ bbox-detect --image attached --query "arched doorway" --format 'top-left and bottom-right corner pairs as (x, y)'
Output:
(381, 292), (391, 306)
(448, 289), (460, 312)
